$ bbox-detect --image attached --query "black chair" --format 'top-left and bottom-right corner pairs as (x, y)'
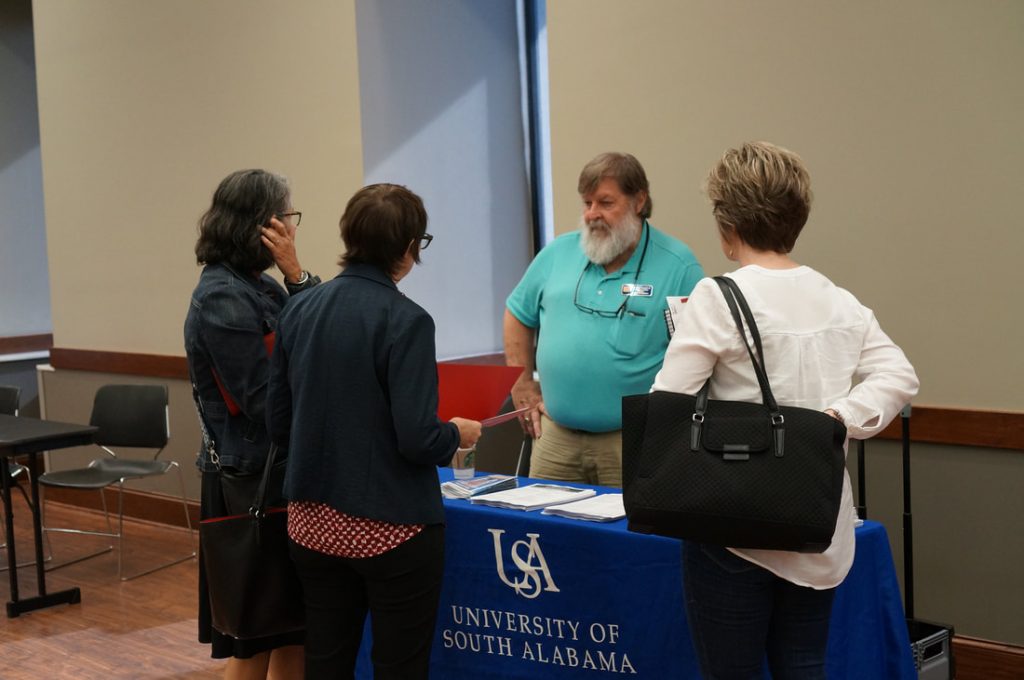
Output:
(473, 395), (533, 477)
(0, 384), (42, 570)
(39, 384), (195, 580)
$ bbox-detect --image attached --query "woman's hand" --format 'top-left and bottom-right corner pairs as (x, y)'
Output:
(450, 418), (483, 449)
(824, 408), (845, 425)
(261, 217), (303, 283)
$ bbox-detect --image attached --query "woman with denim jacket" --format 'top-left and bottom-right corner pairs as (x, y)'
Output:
(184, 169), (319, 680)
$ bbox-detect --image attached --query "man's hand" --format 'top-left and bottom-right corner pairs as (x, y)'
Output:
(504, 309), (545, 437)
(261, 216), (303, 283)
(511, 375), (546, 439)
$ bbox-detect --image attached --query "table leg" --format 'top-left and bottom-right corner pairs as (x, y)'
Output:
(3, 451), (83, 618)
(28, 452), (47, 594)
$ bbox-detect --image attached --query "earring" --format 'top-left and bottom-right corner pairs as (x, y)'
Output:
(729, 248), (734, 258)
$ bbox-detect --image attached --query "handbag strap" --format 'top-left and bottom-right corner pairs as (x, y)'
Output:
(713, 277), (775, 409)
(251, 443), (281, 517)
(190, 381), (221, 469)
(711, 276), (786, 457)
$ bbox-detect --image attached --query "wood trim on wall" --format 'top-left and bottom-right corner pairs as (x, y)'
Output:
(49, 347), (188, 379)
(0, 333), (53, 354)
(953, 636), (1024, 680)
(875, 406), (1024, 451)
(47, 347), (1024, 451)
(44, 484), (200, 528)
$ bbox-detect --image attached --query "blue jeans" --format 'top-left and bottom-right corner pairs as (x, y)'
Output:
(682, 542), (836, 680)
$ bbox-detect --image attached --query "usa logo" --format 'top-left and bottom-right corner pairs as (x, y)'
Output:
(488, 529), (560, 599)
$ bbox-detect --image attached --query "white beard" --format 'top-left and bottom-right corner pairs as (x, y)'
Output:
(579, 211), (642, 265)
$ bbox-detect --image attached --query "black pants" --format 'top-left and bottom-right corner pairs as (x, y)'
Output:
(289, 524), (445, 680)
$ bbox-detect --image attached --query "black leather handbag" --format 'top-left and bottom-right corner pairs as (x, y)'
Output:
(218, 457), (288, 517)
(200, 443), (305, 639)
(622, 276), (847, 553)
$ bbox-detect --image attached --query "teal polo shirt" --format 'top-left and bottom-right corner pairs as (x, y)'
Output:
(506, 222), (704, 432)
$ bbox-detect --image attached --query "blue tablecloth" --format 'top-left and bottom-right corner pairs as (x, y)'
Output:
(356, 471), (915, 679)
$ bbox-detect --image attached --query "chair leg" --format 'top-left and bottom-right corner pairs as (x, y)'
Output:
(176, 462), (197, 553)
(116, 481), (125, 580)
(117, 464), (196, 581)
(42, 485), (116, 573)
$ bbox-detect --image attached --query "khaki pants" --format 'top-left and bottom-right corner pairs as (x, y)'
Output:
(528, 414), (622, 487)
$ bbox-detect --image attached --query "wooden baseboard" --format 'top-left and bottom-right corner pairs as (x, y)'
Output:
(953, 636), (1024, 680)
(49, 347), (188, 380)
(43, 485), (200, 529)
(0, 333), (53, 355)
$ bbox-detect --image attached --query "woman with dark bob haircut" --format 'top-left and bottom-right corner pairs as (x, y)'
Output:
(185, 168), (320, 680)
(653, 142), (919, 679)
(267, 183), (482, 680)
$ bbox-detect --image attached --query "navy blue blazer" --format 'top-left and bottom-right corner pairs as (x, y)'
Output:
(266, 262), (458, 525)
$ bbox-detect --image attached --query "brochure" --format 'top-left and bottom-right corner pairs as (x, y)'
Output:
(441, 474), (517, 499)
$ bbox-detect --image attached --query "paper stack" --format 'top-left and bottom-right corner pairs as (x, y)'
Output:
(469, 484), (596, 511)
(541, 493), (626, 522)
(441, 474), (517, 499)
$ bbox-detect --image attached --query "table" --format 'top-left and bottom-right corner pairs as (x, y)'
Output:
(0, 413), (97, 617)
(355, 470), (916, 679)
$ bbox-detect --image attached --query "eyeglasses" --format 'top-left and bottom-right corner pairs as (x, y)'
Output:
(419, 233), (434, 250)
(572, 223), (649, 318)
(277, 211), (302, 226)
(573, 265), (645, 318)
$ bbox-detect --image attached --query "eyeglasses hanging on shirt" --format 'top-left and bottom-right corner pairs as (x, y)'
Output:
(573, 222), (650, 318)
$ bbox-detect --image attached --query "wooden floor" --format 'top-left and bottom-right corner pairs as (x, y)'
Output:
(1, 499), (226, 679)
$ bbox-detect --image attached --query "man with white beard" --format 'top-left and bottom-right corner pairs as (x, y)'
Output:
(504, 153), (704, 485)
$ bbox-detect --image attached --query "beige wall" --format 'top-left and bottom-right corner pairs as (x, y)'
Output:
(31, 0), (365, 537)
(548, 0), (1024, 645)
(33, 0), (364, 356)
(548, 0), (1024, 411)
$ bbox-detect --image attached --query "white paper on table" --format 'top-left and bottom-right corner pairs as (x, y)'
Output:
(469, 484), (596, 511)
(541, 493), (625, 522)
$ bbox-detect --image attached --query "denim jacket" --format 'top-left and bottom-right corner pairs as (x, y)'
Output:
(184, 263), (318, 473)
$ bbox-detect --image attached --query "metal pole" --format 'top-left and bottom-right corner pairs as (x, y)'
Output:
(856, 439), (867, 519)
(901, 404), (913, 622)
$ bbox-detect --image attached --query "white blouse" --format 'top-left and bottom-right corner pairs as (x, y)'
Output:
(652, 265), (919, 589)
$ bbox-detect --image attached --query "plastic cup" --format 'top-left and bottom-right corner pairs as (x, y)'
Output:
(452, 446), (476, 479)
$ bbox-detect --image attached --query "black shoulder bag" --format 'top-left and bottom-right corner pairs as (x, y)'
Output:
(199, 442), (305, 639)
(622, 276), (847, 552)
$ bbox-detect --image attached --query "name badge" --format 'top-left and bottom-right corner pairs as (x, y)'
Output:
(621, 283), (654, 297)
